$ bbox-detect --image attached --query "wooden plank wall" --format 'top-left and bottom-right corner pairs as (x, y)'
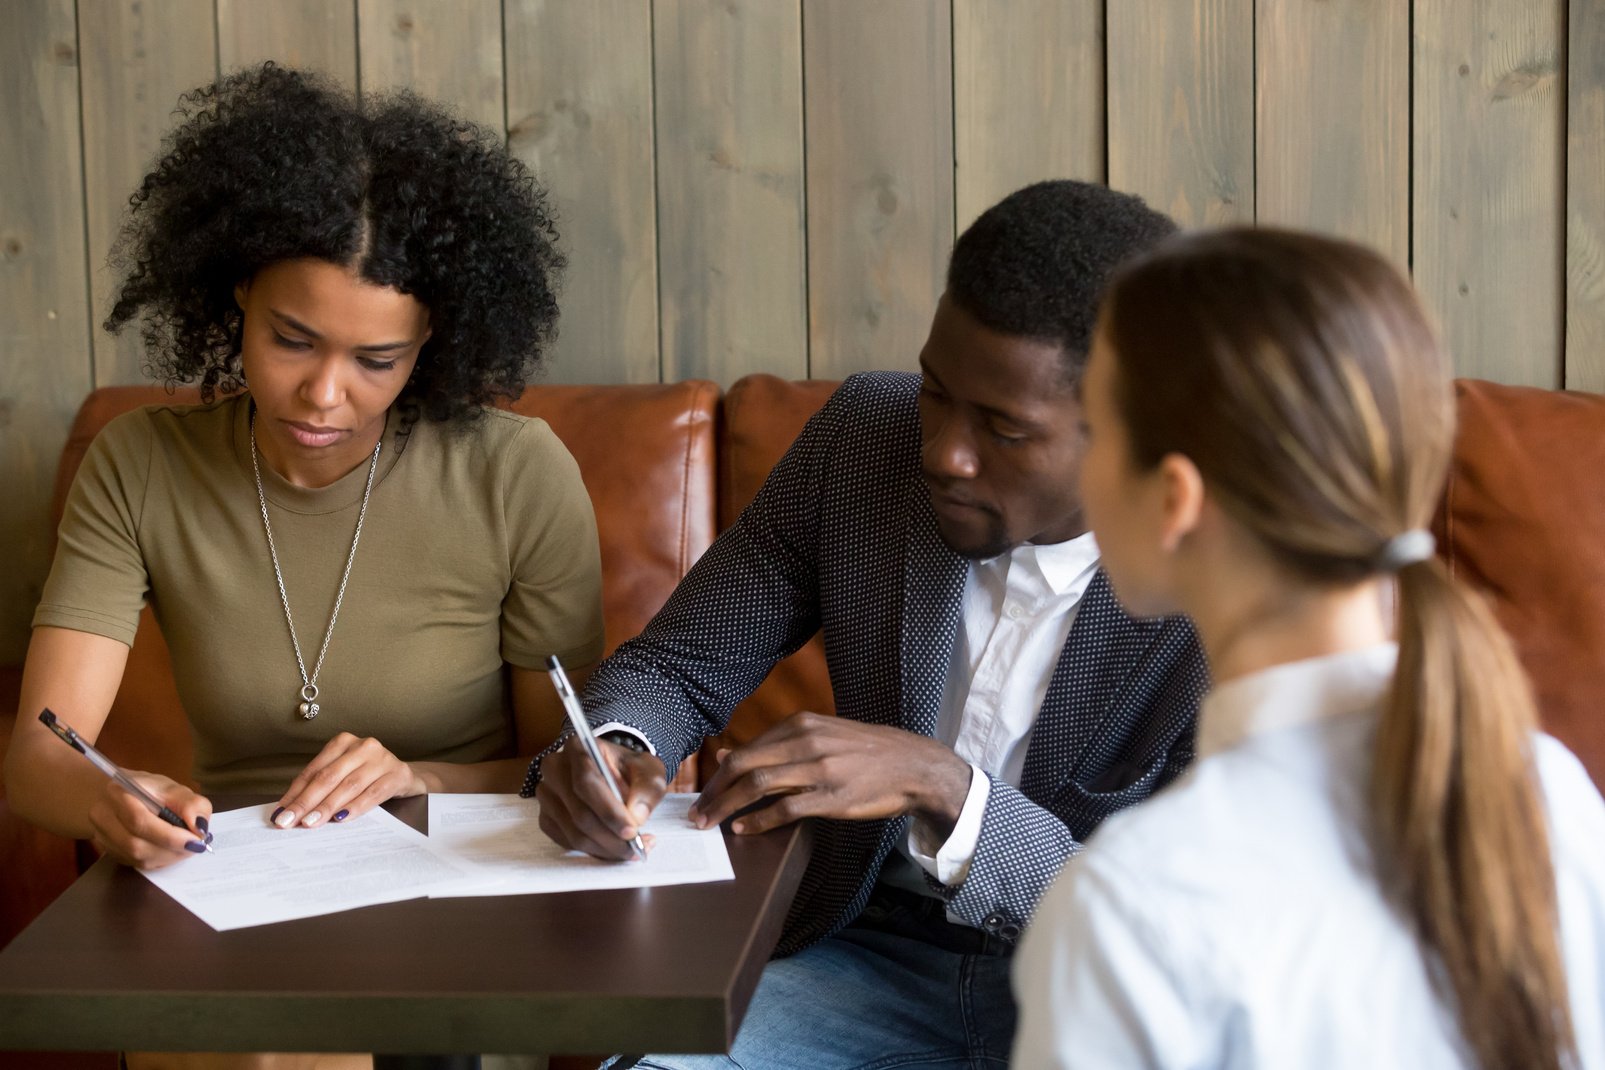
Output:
(0, 0), (1587, 664)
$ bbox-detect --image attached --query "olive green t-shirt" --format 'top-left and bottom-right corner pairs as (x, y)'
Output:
(35, 395), (605, 794)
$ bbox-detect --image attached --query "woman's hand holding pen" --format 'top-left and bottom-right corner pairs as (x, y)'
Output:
(271, 731), (427, 829)
(538, 736), (667, 861)
(87, 771), (213, 870)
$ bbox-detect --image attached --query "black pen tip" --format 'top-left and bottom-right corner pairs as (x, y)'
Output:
(545, 655), (561, 670)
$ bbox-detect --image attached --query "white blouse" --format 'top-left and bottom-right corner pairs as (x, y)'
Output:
(1011, 644), (1605, 1069)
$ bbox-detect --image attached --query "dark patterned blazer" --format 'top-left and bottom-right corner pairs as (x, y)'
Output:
(524, 373), (1209, 956)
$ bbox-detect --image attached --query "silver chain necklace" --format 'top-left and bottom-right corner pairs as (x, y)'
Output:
(250, 412), (382, 720)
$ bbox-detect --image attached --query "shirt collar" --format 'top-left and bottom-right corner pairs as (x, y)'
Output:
(1197, 643), (1399, 760)
(1009, 531), (1101, 597)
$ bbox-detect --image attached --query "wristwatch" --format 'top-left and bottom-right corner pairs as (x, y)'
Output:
(598, 729), (649, 754)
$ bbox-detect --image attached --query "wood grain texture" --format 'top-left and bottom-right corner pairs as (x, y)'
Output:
(0, 799), (813, 1054)
(804, 0), (954, 378)
(1414, 0), (1563, 387)
(0, 0), (94, 665)
(1568, 0), (1605, 392)
(505, 0), (659, 384)
(218, 0), (357, 86)
(1107, 0), (1252, 227)
(78, 0), (217, 387)
(1256, 0), (1408, 265)
(953, 0), (1103, 231)
(654, 0), (807, 383)
(357, 0), (503, 130)
(3, 1), (1591, 658)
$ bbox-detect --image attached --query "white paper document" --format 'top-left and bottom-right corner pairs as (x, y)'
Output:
(426, 792), (735, 897)
(139, 803), (493, 930)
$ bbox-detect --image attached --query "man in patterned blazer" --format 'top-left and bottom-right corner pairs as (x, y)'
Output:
(527, 180), (1210, 1068)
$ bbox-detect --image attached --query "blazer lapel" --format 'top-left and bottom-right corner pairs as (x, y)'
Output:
(897, 481), (967, 738)
(1020, 570), (1163, 798)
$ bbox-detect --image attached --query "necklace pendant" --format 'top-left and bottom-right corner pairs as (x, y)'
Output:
(298, 700), (320, 720)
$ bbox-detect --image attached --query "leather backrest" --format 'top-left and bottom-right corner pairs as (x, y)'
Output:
(503, 383), (720, 661)
(703, 376), (841, 773)
(1432, 379), (1605, 791)
(50, 383), (719, 791)
(714, 375), (1605, 796)
(52, 377), (1599, 799)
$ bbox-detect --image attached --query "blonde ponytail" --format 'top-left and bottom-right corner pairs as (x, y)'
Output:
(1375, 557), (1575, 1069)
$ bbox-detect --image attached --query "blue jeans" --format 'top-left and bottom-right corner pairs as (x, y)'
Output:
(607, 885), (1017, 1070)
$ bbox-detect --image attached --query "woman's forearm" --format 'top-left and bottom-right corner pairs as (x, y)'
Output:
(409, 756), (531, 795)
(8, 627), (134, 839)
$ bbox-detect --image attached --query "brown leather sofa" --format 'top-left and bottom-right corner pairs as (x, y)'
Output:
(1, 375), (1602, 1066)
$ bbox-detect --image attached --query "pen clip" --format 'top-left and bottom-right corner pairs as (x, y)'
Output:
(38, 708), (86, 754)
(546, 655), (579, 702)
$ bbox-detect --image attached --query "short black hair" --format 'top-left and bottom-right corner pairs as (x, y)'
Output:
(105, 63), (563, 427)
(946, 180), (1176, 374)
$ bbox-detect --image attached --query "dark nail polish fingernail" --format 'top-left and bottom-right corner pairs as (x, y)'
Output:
(270, 807), (284, 823)
(195, 815), (209, 833)
(205, 832), (214, 844)
(333, 809), (349, 823)
(184, 840), (207, 853)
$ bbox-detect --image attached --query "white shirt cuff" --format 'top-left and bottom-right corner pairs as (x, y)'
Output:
(907, 763), (991, 887)
(591, 721), (657, 756)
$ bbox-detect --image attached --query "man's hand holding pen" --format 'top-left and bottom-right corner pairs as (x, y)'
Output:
(537, 736), (667, 861)
(541, 710), (974, 862)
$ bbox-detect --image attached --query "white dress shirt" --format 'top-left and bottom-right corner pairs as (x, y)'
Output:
(882, 531), (1103, 904)
(1011, 644), (1605, 1069)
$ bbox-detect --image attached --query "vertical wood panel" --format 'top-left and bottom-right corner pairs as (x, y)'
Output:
(358, 0), (503, 131)
(804, 0), (953, 378)
(0, 0), (94, 665)
(1414, 0), (1563, 386)
(505, 0), (658, 384)
(654, 0), (806, 383)
(1107, 0), (1253, 227)
(1256, 0), (1408, 266)
(953, 0), (1103, 232)
(5, 2), (1593, 661)
(79, 0), (217, 386)
(1568, 0), (1605, 392)
(218, 0), (358, 87)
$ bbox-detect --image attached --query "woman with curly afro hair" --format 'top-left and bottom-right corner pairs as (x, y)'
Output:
(8, 61), (604, 1007)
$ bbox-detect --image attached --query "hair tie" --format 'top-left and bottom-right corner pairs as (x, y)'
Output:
(1374, 529), (1436, 572)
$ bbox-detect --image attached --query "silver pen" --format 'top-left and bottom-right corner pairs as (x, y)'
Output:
(38, 708), (214, 853)
(544, 656), (648, 860)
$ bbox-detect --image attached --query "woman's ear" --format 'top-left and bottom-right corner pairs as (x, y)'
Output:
(1156, 452), (1205, 555)
(233, 281), (248, 310)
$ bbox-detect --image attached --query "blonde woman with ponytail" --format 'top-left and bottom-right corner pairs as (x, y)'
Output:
(1011, 228), (1604, 1069)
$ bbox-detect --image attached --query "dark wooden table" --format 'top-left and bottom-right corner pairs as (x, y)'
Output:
(0, 796), (813, 1056)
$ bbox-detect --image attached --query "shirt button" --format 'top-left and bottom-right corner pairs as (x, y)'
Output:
(1005, 603), (1025, 621)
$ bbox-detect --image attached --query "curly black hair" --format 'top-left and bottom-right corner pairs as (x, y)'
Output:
(105, 63), (563, 426)
(947, 180), (1175, 376)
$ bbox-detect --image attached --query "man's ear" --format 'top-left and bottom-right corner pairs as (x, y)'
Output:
(1155, 452), (1205, 554)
